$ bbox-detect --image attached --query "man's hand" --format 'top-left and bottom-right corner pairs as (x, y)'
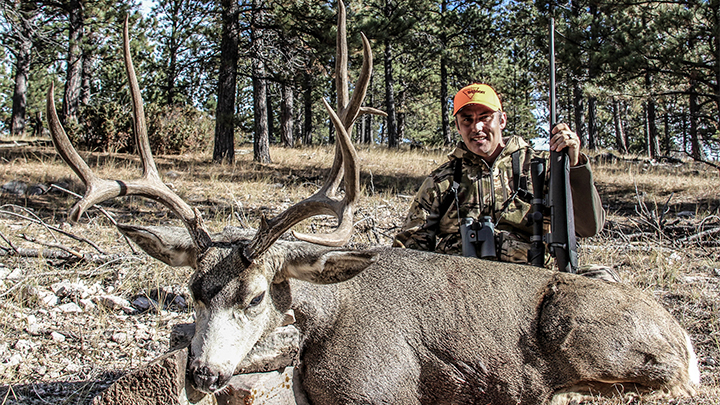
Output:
(550, 123), (580, 166)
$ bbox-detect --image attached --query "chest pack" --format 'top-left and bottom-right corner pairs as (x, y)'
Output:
(438, 150), (531, 221)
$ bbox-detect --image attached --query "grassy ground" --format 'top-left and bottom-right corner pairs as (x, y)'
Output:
(0, 142), (718, 404)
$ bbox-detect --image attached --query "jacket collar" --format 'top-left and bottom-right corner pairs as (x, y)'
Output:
(448, 135), (530, 167)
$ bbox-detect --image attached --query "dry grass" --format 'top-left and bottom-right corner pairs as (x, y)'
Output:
(0, 143), (718, 404)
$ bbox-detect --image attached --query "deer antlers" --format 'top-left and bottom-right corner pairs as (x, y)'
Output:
(48, 3), (381, 262)
(47, 17), (212, 251)
(243, 0), (385, 260)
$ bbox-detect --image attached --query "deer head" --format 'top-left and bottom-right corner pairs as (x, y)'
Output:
(47, 3), (383, 394)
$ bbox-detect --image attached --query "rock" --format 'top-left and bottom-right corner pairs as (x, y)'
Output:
(26, 286), (59, 307)
(93, 295), (133, 312)
(14, 339), (36, 352)
(48, 181), (71, 194)
(7, 268), (23, 280)
(79, 298), (97, 312)
(27, 183), (49, 195)
(91, 347), (215, 405)
(51, 332), (66, 342)
(57, 302), (83, 313)
(169, 323), (196, 351)
(216, 367), (309, 405)
(2, 180), (27, 195)
(131, 295), (158, 312)
(6, 353), (23, 367)
(52, 281), (91, 299)
(25, 324), (44, 336)
(111, 332), (128, 344)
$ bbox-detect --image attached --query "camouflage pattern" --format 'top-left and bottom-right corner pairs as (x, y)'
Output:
(394, 135), (604, 267)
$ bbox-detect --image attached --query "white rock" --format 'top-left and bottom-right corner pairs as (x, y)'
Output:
(52, 281), (91, 299)
(94, 295), (132, 311)
(7, 268), (23, 280)
(79, 298), (96, 311)
(29, 287), (59, 307)
(7, 353), (23, 367)
(25, 324), (43, 336)
(26, 314), (37, 324)
(51, 332), (66, 342)
(14, 339), (35, 352)
(111, 332), (128, 344)
(58, 302), (83, 313)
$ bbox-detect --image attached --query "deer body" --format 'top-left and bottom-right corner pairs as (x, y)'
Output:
(172, 234), (698, 404)
(292, 247), (698, 404)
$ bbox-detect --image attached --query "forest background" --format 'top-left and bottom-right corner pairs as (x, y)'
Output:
(1, 0), (719, 166)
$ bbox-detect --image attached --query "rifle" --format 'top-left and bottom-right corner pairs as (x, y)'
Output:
(528, 3), (578, 273)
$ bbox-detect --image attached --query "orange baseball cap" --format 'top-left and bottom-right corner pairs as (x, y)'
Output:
(452, 83), (502, 116)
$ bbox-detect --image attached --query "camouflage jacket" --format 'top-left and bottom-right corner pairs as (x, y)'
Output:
(393, 136), (605, 264)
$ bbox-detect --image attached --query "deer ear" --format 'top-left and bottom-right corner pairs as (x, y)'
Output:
(117, 224), (197, 267)
(281, 249), (378, 284)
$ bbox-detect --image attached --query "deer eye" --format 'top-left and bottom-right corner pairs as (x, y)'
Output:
(248, 292), (265, 308)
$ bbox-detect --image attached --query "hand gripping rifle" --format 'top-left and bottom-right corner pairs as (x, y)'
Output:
(528, 4), (578, 273)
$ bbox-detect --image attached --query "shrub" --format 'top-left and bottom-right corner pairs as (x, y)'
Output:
(145, 104), (214, 155)
(66, 102), (214, 155)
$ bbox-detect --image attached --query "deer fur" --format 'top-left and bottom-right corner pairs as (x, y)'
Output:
(118, 225), (699, 404)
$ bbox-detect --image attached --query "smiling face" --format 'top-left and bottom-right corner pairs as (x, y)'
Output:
(455, 103), (507, 163)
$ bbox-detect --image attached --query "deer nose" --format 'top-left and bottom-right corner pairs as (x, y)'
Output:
(191, 364), (222, 393)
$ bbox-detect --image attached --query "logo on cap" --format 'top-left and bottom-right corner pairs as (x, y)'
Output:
(453, 84), (501, 116)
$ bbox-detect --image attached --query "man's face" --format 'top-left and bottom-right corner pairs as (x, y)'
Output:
(455, 103), (507, 162)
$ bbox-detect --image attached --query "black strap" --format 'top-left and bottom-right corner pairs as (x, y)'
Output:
(511, 149), (532, 202)
(437, 158), (463, 220)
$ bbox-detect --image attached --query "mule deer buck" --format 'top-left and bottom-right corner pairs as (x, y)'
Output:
(47, 5), (699, 405)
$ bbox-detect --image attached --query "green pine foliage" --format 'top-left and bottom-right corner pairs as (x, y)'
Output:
(0, 0), (717, 161)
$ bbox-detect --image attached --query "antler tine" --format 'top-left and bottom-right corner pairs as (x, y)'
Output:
(243, 98), (358, 261)
(336, 0), (349, 115)
(123, 15), (156, 181)
(46, 16), (211, 251)
(242, 0), (381, 261)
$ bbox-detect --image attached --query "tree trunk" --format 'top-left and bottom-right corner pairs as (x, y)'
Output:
(587, 96), (597, 150)
(663, 113), (671, 155)
(363, 75), (374, 144)
(384, 39), (397, 148)
(611, 98), (627, 154)
(253, 74), (270, 162)
(281, 82), (294, 147)
(440, 55), (450, 145)
(689, 74), (703, 160)
(572, 79), (585, 146)
(62, 0), (84, 124)
(303, 73), (312, 145)
(251, 0), (270, 163)
(645, 74), (659, 158)
(11, 31), (31, 136)
(714, 0), (720, 129)
(267, 84), (275, 144)
(645, 100), (659, 158)
(80, 50), (93, 105)
(397, 89), (406, 144)
(212, 0), (239, 163)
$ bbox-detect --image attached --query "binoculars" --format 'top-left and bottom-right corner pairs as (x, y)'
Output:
(460, 216), (496, 259)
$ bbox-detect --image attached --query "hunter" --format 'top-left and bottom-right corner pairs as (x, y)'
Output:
(393, 83), (605, 267)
